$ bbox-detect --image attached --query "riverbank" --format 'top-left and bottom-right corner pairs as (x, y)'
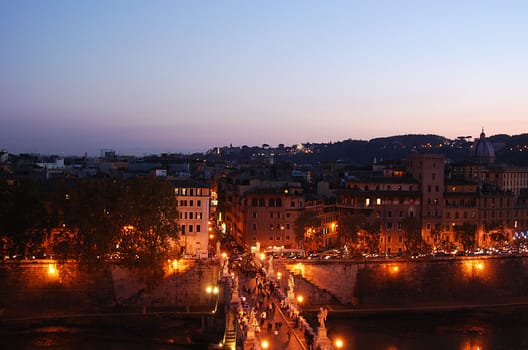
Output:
(302, 298), (528, 317)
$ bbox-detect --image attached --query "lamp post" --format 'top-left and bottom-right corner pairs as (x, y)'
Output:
(206, 285), (219, 310)
(205, 284), (219, 329)
(296, 294), (304, 314)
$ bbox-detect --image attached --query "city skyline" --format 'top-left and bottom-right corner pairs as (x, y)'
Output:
(1, 1), (527, 156)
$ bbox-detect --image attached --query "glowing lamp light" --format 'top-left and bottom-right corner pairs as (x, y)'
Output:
(296, 295), (304, 304)
(261, 340), (270, 349)
(335, 338), (344, 348)
(48, 263), (58, 277)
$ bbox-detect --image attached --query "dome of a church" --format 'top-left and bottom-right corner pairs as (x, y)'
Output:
(470, 129), (495, 164)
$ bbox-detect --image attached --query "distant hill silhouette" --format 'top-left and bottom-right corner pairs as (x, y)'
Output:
(292, 133), (528, 166)
(209, 133), (528, 166)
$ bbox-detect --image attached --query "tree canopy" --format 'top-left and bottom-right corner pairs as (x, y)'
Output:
(454, 222), (478, 251)
(1, 176), (179, 286)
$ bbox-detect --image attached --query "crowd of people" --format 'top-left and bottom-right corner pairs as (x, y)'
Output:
(225, 252), (319, 349)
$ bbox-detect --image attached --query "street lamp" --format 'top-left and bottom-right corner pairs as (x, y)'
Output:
(261, 340), (270, 349)
(47, 263), (58, 278)
(334, 338), (344, 349)
(296, 294), (304, 313)
(206, 284), (220, 314)
(206, 285), (219, 295)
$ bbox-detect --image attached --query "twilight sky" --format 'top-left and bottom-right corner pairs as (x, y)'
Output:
(1, 1), (527, 156)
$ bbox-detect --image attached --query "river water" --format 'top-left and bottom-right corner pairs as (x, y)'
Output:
(323, 307), (528, 350)
(2, 308), (528, 349)
(0, 316), (216, 350)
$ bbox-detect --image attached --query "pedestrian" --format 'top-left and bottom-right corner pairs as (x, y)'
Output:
(260, 310), (267, 327)
(267, 321), (273, 333)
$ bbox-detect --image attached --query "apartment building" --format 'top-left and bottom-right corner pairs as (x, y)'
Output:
(173, 179), (210, 258)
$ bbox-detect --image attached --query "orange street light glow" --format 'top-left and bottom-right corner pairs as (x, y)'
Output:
(48, 263), (58, 277)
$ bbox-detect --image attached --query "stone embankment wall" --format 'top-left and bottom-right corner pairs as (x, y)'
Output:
(4, 256), (527, 318)
(111, 259), (221, 308)
(0, 260), (113, 318)
(283, 256), (528, 307)
(0, 259), (222, 318)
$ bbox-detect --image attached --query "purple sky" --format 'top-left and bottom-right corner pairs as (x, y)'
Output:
(1, 1), (527, 156)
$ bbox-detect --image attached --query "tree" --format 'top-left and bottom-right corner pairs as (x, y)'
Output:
(0, 178), (47, 258)
(337, 214), (361, 247)
(484, 221), (507, 247)
(294, 210), (319, 248)
(51, 177), (179, 286)
(454, 222), (478, 251)
(55, 178), (122, 266)
(362, 219), (381, 255)
(402, 217), (427, 256)
(116, 177), (179, 282)
(337, 213), (380, 255)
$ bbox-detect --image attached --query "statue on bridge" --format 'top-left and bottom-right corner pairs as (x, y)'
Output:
(222, 256), (229, 277)
(315, 306), (332, 348)
(287, 274), (295, 300)
(318, 307), (328, 329)
(216, 241), (221, 257)
(268, 254), (274, 275)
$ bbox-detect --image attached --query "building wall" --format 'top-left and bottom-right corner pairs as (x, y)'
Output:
(243, 192), (303, 250)
(175, 183), (210, 258)
(407, 153), (445, 237)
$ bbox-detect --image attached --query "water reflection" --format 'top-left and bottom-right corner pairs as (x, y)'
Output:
(1, 317), (209, 349)
(326, 308), (528, 350)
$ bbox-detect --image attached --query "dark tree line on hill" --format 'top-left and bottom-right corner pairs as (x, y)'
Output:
(207, 133), (528, 166)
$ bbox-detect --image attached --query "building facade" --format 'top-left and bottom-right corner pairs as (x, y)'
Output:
(173, 180), (210, 258)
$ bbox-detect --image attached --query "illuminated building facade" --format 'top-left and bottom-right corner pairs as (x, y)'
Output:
(173, 180), (210, 258)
